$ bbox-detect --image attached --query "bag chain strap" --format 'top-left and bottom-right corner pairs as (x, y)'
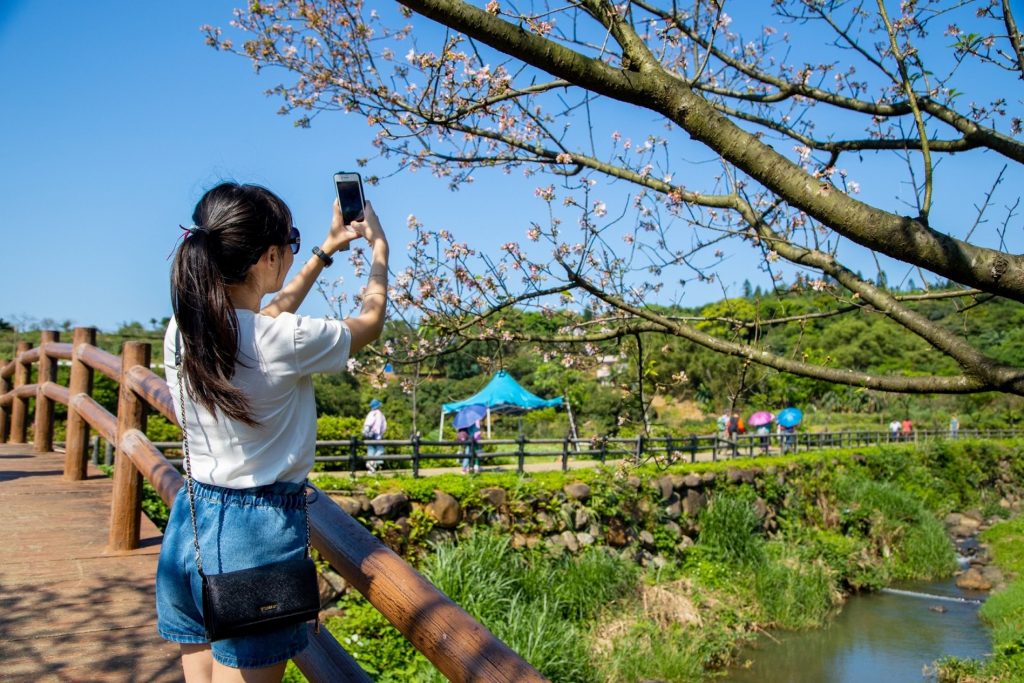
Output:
(174, 333), (312, 584)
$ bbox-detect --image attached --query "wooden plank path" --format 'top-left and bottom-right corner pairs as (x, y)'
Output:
(0, 444), (182, 682)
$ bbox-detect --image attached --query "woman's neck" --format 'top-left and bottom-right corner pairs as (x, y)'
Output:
(225, 282), (262, 313)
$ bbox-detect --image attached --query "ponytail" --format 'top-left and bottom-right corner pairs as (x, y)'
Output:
(170, 183), (293, 426)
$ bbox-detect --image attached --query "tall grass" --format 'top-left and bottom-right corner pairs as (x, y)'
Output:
(418, 531), (638, 682)
(837, 476), (957, 580)
(697, 492), (765, 568)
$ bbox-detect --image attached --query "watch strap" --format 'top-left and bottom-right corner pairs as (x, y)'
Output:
(312, 246), (334, 267)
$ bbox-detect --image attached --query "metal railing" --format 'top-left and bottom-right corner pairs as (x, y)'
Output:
(102, 428), (1024, 477)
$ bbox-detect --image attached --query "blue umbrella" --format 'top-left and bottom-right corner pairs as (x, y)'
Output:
(777, 407), (803, 428)
(453, 404), (487, 430)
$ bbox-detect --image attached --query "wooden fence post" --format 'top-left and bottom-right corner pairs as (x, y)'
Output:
(411, 434), (421, 478)
(516, 434), (526, 474)
(109, 341), (150, 552)
(9, 341), (31, 443)
(34, 331), (59, 453)
(349, 437), (358, 475)
(0, 356), (8, 443)
(65, 327), (97, 480)
(561, 436), (570, 472)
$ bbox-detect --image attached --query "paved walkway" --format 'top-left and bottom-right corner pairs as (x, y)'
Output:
(0, 445), (181, 682)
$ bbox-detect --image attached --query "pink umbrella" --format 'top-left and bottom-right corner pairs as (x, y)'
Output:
(748, 411), (774, 427)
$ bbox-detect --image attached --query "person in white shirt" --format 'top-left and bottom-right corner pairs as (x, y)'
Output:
(362, 398), (387, 472)
(157, 182), (389, 682)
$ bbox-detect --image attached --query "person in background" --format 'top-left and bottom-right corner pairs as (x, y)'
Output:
(901, 417), (914, 441)
(726, 413), (739, 441)
(949, 415), (960, 439)
(888, 419), (901, 442)
(160, 182), (389, 682)
(458, 420), (482, 474)
(717, 413), (729, 441)
(362, 398), (387, 473)
(756, 424), (770, 455)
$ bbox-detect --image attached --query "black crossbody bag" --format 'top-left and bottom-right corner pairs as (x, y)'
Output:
(175, 335), (320, 641)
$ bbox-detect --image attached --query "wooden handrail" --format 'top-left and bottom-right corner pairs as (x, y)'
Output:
(310, 494), (546, 682)
(77, 343), (121, 382)
(69, 393), (117, 443)
(0, 329), (549, 683)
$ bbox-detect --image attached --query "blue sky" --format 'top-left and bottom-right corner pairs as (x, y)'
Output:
(1, 1), (1022, 333)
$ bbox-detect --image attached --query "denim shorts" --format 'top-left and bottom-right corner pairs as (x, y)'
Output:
(156, 480), (310, 669)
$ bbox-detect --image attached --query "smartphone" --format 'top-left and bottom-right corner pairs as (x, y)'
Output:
(334, 172), (365, 224)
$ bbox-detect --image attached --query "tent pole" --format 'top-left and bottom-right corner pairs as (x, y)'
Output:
(486, 407), (492, 439)
(438, 411), (445, 441)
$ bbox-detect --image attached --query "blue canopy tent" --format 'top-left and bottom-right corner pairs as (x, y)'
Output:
(439, 370), (565, 438)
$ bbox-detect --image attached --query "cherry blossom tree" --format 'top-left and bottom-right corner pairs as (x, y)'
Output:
(206, 0), (1024, 396)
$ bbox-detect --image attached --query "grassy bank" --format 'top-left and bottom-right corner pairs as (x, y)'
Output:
(281, 438), (1024, 682)
(936, 514), (1024, 681)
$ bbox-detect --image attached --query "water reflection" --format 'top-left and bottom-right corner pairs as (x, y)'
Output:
(726, 578), (991, 683)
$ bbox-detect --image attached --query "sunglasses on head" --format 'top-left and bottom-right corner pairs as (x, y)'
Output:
(287, 226), (301, 255)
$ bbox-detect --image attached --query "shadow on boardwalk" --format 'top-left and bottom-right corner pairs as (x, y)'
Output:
(0, 446), (181, 682)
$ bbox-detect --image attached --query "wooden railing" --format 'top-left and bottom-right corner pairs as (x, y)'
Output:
(0, 329), (546, 683)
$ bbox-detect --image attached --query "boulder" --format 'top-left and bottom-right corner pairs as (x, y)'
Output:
(605, 518), (629, 547)
(943, 512), (963, 527)
(956, 568), (993, 591)
(655, 476), (674, 502)
(574, 508), (591, 531)
(564, 482), (592, 502)
(370, 492), (409, 519)
(664, 520), (682, 539)
(683, 473), (703, 489)
(318, 568), (348, 607)
(536, 511), (558, 533)
(330, 495), (362, 517)
(727, 468), (756, 485)
(669, 474), (686, 491)
(701, 471), (717, 485)
(752, 497), (769, 521)
(561, 530), (580, 554)
(479, 487), (507, 509)
(427, 490), (462, 529)
(626, 475), (643, 490)
(950, 524), (977, 539)
(682, 490), (707, 517)
(964, 509), (985, 523)
(354, 494), (373, 513)
(639, 530), (656, 551)
(665, 497), (682, 520)
(577, 531), (596, 547)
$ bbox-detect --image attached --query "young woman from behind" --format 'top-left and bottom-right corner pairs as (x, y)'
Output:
(158, 182), (389, 682)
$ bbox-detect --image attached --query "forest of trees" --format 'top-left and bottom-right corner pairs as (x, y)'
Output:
(10, 282), (1018, 443)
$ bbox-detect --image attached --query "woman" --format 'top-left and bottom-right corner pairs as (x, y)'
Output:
(158, 182), (389, 682)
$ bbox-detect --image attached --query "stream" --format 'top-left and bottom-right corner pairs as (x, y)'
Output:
(724, 573), (991, 682)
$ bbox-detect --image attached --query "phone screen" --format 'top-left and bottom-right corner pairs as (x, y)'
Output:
(335, 175), (365, 224)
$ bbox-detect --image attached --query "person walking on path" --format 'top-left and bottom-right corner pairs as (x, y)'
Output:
(458, 421), (482, 474)
(901, 418), (914, 441)
(950, 415), (960, 439)
(363, 399), (387, 472)
(160, 182), (389, 682)
(888, 419), (901, 442)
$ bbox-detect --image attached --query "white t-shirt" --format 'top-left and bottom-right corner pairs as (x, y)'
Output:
(164, 311), (351, 488)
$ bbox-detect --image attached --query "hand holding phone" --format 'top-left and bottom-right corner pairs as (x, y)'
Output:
(334, 172), (365, 225)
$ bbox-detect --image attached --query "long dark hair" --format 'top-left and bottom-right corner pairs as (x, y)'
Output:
(171, 182), (292, 425)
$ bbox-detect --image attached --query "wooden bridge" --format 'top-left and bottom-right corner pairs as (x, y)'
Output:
(0, 329), (547, 682)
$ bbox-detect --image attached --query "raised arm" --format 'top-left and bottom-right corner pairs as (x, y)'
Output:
(342, 203), (389, 354)
(261, 199), (374, 317)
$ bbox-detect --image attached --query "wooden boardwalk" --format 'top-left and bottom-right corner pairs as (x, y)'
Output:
(0, 444), (181, 682)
